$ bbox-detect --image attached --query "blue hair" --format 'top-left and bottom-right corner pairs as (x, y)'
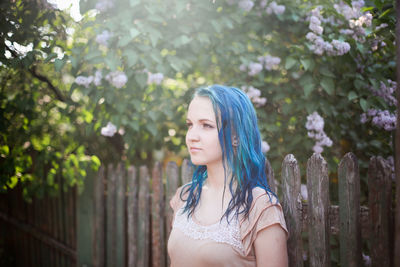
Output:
(180, 84), (276, 222)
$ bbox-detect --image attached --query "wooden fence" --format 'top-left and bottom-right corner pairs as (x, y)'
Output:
(0, 152), (395, 267)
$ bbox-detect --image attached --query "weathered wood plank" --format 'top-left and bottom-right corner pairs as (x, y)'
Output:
(127, 165), (138, 267)
(368, 156), (393, 267)
(106, 164), (117, 267)
(265, 157), (277, 194)
(115, 164), (125, 267)
(151, 162), (166, 267)
(338, 152), (362, 267)
(138, 166), (150, 267)
(281, 154), (303, 267)
(181, 159), (193, 185)
(307, 153), (330, 267)
(165, 161), (179, 267)
(77, 168), (95, 267)
(93, 165), (105, 267)
(165, 162), (179, 237)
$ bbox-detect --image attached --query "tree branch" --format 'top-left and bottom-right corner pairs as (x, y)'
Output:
(5, 45), (67, 103)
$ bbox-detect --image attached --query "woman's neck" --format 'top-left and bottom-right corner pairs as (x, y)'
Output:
(205, 160), (232, 191)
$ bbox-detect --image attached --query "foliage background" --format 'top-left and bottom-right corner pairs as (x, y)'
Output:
(0, 0), (396, 207)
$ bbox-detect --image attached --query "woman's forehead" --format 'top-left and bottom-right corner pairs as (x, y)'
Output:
(187, 97), (216, 121)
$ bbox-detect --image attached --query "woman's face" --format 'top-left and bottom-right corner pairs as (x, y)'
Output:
(185, 96), (222, 166)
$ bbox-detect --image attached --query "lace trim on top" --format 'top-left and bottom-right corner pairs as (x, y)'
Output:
(172, 207), (245, 254)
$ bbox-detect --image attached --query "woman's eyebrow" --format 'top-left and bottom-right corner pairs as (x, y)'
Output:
(186, 118), (214, 123)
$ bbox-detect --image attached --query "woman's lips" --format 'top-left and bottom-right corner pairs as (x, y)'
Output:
(189, 147), (202, 152)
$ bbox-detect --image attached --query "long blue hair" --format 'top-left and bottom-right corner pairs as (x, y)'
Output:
(181, 84), (276, 222)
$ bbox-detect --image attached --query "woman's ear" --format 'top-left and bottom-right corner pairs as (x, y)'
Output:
(232, 136), (239, 147)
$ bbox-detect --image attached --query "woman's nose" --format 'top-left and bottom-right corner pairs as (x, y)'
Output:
(186, 127), (200, 142)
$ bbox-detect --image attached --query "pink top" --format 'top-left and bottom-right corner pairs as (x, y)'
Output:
(167, 186), (288, 267)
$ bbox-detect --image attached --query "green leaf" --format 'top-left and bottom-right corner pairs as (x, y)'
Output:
(300, 58), (314, 71)
(54, 58), (66, 72)
(45, 52), (58, 63)
(123, 49), (138, 67)
(360, 98), (369, 111)
(285, 57), (297, 70)
(146, 123), (157, 136)
(347, 91), (358, 101)
(130, 0), (140, 7)
(130, 28), (140, 39)
(303, 83), (316, 97)
(320, 77), (335, 95)
(300, 74), (315, 97)
(319, 67), (335, 78)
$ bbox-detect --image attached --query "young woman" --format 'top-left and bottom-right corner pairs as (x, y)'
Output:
(168, 85), (288, 266)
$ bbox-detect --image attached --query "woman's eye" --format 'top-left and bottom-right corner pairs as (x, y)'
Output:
(186, 122), (192, 127)
(203, 124), (214, 129)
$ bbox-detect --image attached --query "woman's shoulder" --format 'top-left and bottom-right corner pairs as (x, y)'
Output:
(169, 183), (191, 212)
(250, 186), (280, 207)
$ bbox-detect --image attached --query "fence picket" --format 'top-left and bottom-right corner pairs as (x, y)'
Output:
(281, 154), (303, 267)
(116, 164), (125, 267)
(181, 159), (193, 185)
(266, 158), (277, 194)
(368, 156), (393, 267)
(127, 166), (138, 267)
(152, 162), (166, 267)
(106, 163), (117, 267)
(338, 152), (362, 267)
(93, 166), (105, 267)
(138, 166), (150, 267)
(307, 153), (330, 267)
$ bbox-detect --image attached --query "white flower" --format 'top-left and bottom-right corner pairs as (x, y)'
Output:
(95, 30), (112, 46)
(75, 75), (93, 88)
(238, 0), (254, 12)
(331, 40), (351, 55)
(313, 144), (323, 154)
(261, 140), (270, 153)
(101, 122), (117, 137)
(309, 23), (323, 35)
(147, 72), (164, 85)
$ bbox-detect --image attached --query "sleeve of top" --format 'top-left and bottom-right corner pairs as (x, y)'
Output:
(240, 189), (289, 256)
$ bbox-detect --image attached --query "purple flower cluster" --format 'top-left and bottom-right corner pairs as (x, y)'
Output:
(95, 30), (112, 47)
(305, 111), (333, 153)
(229, 0), (285, 15)
(147, 72), (164, 85)
(360, 109), (396, 131)
(261, 140), (270, 153)
(257, 55), (281, 70)
(240, 55), (281, 76)
(369, 80), (397, 107)
(95, 0), (113, 12)
(105, 71), (128, 89)
(75, 70), (105, 88)
(241, 85), (267, 107)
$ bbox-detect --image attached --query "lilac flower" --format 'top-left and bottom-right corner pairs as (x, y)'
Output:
(241, 85), (267, 107)
(369, 80), (397, 106)
(306, 111), (332, 153)
(95, 30), (112, 46)
(101, 122), (117, 137)
(258, 55), (281, 70)
(266, 2), (285, 15)
(306, 112), (324, 132)
(331, 40), (351, 55)
(106, 71), (128, 88)
(248, 62), (263, 76)
(93, 70), (102, 86)
(95, 0), (114, 12)
(361, 109), (397, 131)
(147, 72), (164, 85)
(261, 140), (270, 153)
(238, 0), (254, 12)
(260, 0), (268, 8)
(75, 75), (94, 88)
